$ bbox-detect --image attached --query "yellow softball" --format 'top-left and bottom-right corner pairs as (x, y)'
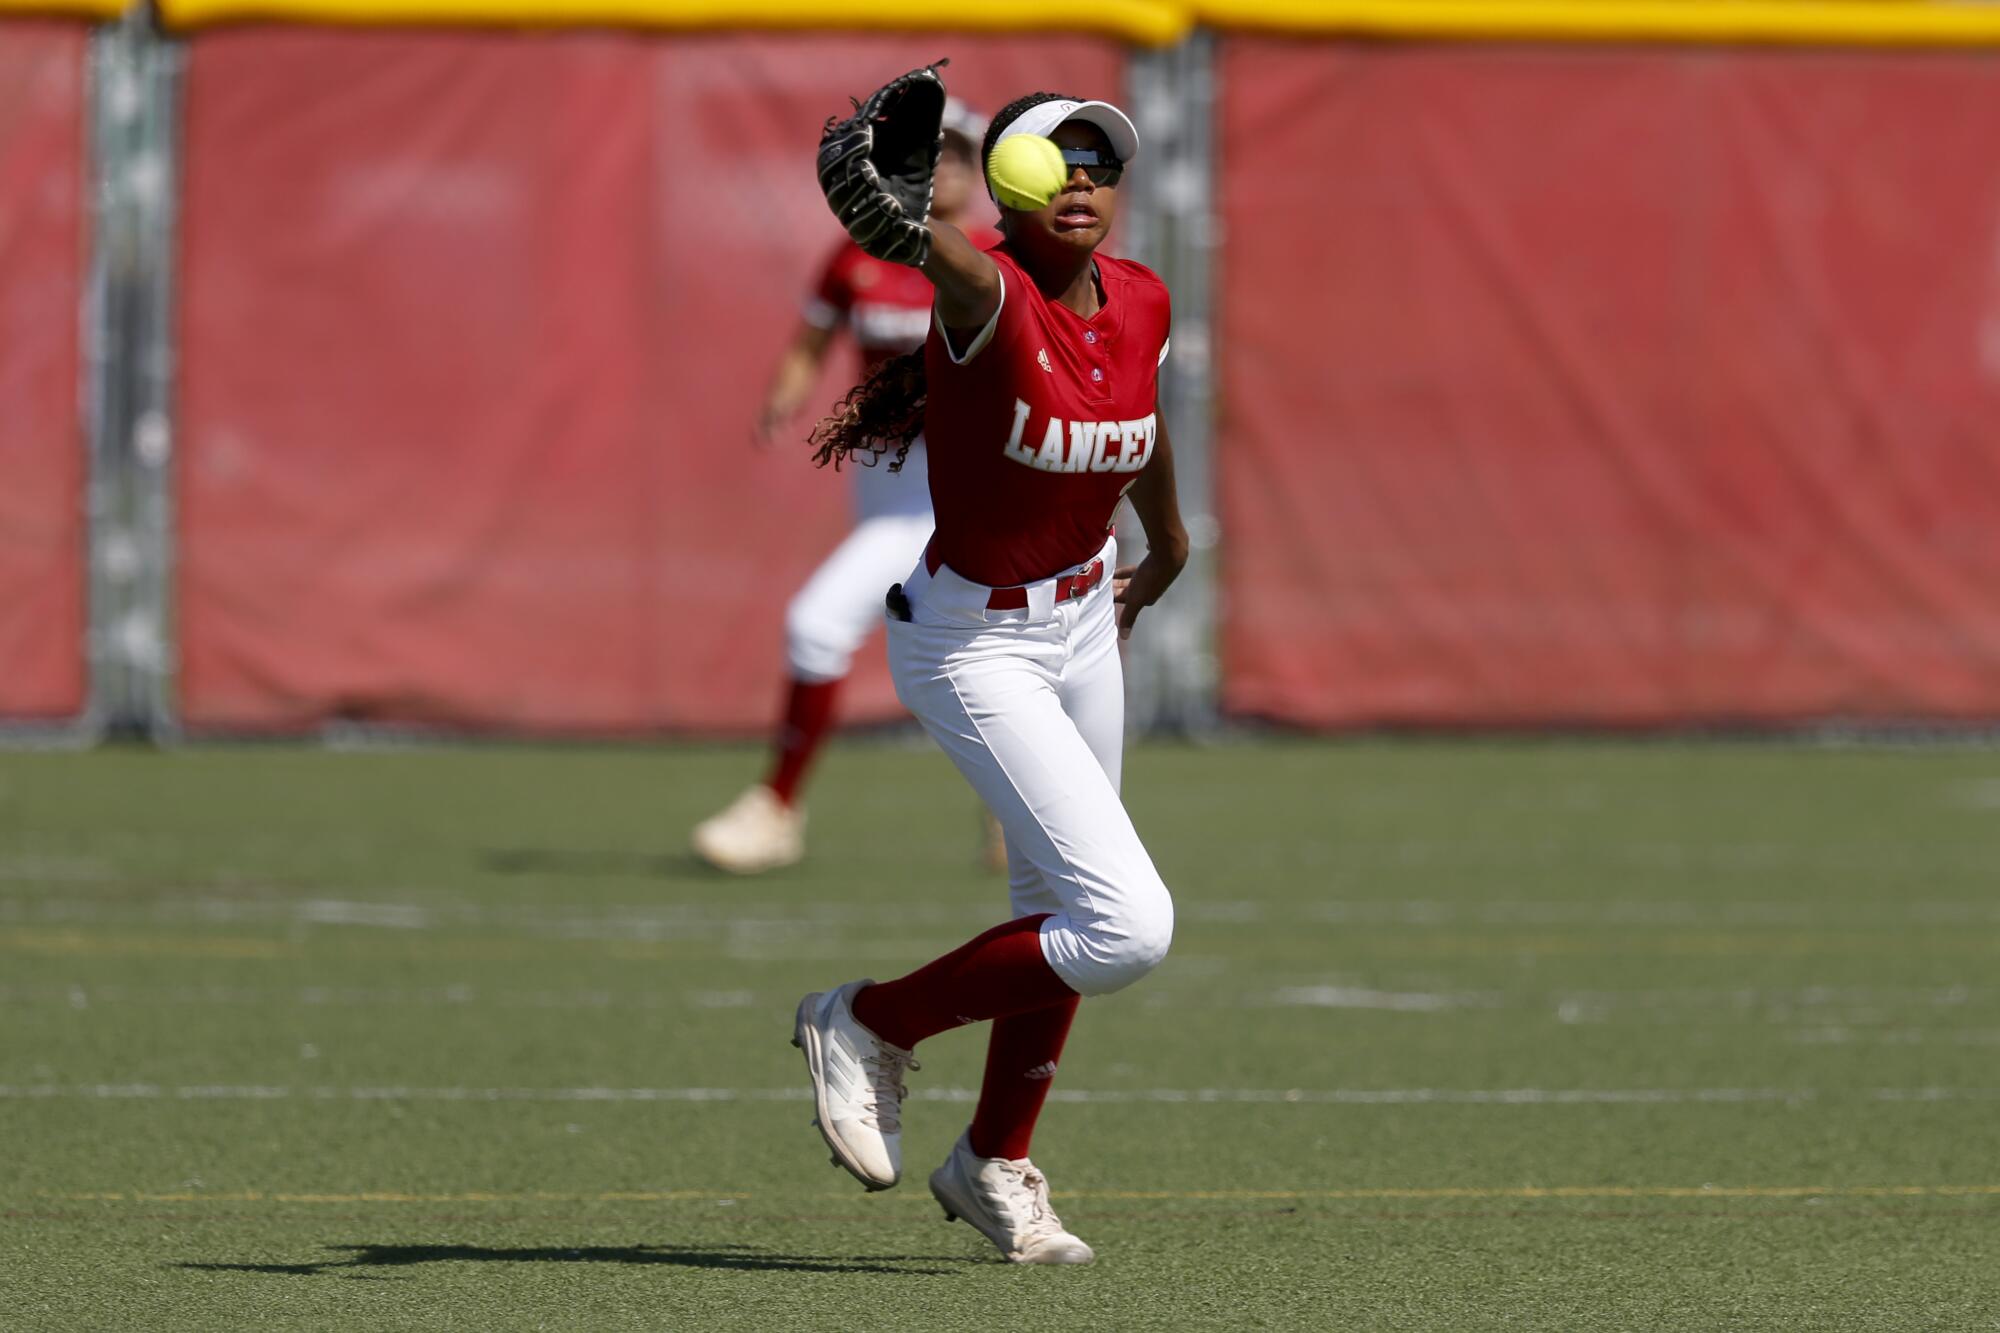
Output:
(986, 134), (1068, 212)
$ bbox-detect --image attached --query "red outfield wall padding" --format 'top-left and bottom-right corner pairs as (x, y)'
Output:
(176, 29), (1122, 733)
(0, 22), (88, 724)
(1218, 44), (2000, 727)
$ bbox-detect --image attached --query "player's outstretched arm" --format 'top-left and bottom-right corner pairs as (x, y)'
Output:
(1113, 415), (1191, 641)
(756, 322), (836, 444)
(923, 219), (1001, 333)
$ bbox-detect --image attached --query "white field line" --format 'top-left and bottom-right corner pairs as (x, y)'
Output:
(0, 983), (765, 1009)
(1787, 1027), (2000, 1047)
(1306, 900), (2000, 927)
(1949, 777), (2000, 809)
(36, 1183), (2000, 1205)
(1263, 986), (1497, 1011)
(0, 856), (118, 884)
(5, 1083), (2000, 1106)
(3, 983), (1993, 1019)
(7, 895), (2000, 935)
(1537, 985), (1980, 1008)
(0, 931), (945, 964)
(0, 896), (1000, 939)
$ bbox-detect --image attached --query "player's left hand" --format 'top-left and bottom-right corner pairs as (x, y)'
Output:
(752, 405), (789, 447)
(818, 62), (950, 268)
(1113, 545), (1188, 641)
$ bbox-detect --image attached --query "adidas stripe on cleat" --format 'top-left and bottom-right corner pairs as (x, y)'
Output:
(792, 980), (920, 1191)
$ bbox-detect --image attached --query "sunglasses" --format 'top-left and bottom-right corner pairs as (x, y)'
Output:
(1060, 148), (1124, 189)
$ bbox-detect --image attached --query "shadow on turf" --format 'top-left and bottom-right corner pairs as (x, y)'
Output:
(177, 1242), (969, 1278)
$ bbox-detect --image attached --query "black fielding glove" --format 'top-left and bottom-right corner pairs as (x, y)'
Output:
(817, 60), (949, 268)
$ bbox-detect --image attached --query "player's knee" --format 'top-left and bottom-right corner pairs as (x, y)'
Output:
(1073, 880), (1175, 995)
(1124, 886), (1176, 979)
(784, 600), (847, 682)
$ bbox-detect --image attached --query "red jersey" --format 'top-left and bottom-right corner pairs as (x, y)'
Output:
(923, 245), (1171, 587)
(807, 230), (1003, 372)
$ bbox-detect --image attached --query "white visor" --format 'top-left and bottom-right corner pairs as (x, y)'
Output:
(993, 98), (1140, 164)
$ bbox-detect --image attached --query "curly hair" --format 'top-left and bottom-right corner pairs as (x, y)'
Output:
(807, 348), (927, 472)
(809, 90), (1083, 472)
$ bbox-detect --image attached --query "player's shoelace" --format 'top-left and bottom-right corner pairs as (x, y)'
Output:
(985, 1159), (1067, 1242)
(857, 1048), (919, 1132)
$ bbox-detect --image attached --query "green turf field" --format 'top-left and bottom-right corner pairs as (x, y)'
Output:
(3, 739), (1998, 1330)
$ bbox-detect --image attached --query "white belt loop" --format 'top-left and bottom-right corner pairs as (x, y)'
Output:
(1025, 582), (1058, 620)
(920, 560), (1001, 622)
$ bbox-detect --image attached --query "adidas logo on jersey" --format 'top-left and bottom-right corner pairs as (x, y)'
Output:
(1037, 348), (1053, 373)
(1023, 1061), (1059, 1081)
(1001, 397), (1158, 475)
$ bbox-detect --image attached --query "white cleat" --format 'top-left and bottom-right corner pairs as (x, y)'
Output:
(929, 1132), (1096, 1265)
(691, 785), (804, 875)
(791, 980), (919, 1192)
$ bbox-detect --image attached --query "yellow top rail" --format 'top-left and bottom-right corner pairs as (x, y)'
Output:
(1197, 1), (2000, 48)
(95, 0), (2000, 49)
(153, 0), (1193, 45)
(0, 0), (130, 16)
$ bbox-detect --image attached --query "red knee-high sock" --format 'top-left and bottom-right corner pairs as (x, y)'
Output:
(764, 677), (840, 808)
(969, 995), (1080, 1161)
(850, 914), (1076, 1051)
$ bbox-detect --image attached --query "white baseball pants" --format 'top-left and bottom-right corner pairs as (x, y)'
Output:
(784, 444), (933, 683)
(886, 535), (1175, 997)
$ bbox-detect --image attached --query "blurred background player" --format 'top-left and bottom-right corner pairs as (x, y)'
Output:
(691, 101), (1000, 875)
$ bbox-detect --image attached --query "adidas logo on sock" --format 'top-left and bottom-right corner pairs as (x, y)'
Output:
(1023, 1061), (1059, 1080)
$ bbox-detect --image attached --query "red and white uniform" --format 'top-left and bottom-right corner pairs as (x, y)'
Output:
(806, 243), (941, 372)
(785, 235), (997, 682)
(924, 248), (1170, 586)
(887, 245), (1176, 996)
(803, 232), (998, 516)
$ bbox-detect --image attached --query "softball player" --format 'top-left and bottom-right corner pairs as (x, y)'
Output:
(795, 84), (1188, 1264)
(691, 102), (999, 875)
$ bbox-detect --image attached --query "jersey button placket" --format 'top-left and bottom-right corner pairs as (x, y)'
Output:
(1083, 330), (1111, 402)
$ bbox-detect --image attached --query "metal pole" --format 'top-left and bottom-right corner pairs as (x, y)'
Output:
(85, 6), (181, 742)
(1123, 31), (1221, 735)
(0, 18), (134, 749)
